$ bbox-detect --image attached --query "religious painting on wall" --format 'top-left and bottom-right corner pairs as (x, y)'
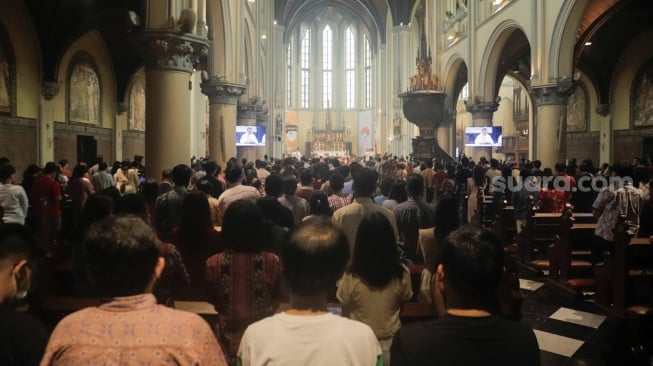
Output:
(129, 82), (145, 131)
(0, 31), (12, 114)
(632, 58), (653, 127)
(69, 57), (100, 124)
(566, 84), (587, 132)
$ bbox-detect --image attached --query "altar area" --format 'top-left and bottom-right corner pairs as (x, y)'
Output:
(306, 129), (352, 158)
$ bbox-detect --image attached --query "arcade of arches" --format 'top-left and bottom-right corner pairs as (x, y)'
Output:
(1, 0), (653, 176)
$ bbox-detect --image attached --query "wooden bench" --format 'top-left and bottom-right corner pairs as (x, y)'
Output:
(549, 212), (595, 284)
(597, 216), (653, 315)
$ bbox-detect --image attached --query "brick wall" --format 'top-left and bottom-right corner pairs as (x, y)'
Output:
(566, 132), (600, 165)
(0, 117), (37, 175)
(122, 131), (144, 164)
(54, 122), (113, 165)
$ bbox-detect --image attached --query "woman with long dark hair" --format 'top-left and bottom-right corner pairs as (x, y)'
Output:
(171, 192), (221, 300)
(337, 212), (412, 366)
(206, 200), (282, 364)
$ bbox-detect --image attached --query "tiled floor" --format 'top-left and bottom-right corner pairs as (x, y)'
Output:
(517, 272), (637, 366)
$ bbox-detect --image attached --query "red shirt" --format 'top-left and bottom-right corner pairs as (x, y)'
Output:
(29, 175), (61, 216)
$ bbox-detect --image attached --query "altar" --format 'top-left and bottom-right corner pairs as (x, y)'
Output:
(306, 129), (352, 158)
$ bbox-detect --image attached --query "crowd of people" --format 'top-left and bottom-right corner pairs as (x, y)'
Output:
(0, 151), (649, 365)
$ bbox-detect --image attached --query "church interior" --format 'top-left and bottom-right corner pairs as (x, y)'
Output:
(2, 0), (653, 365)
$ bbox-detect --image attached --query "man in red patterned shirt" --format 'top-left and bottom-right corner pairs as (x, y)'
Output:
(41, 216), (227, 366)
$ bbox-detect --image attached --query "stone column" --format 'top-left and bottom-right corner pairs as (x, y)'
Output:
(465, 102), (498, 162)
(140, 31), (208, 178)
(38, 82), (60, 165)
(530, 83), (574, 169)
(391, 25), (413, 157)
(115, 102), (128, 162)
(201, 77), (246, 167)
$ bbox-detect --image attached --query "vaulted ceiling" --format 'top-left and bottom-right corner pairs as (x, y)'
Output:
(22, 0), (145, 102)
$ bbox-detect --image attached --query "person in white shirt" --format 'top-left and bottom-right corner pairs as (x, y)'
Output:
(238, 218), (383, 366)
(216, 163), (261, 225)
(239, 127), (259, 145)
(0, 165), (28, 225)
(474, 128), (495, 145)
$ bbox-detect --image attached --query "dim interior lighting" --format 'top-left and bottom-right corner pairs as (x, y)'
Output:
(585, 41), (592, 46)
(261, 34), (267, 39)
(273, 20), (277, 25)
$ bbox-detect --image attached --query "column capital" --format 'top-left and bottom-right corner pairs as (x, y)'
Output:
(41, 81), (60, 100)
(595, 104), (609, 116)
(117, 102), (128, 115)
(465, 102), (498, 120)
(139, 30), (209, 73)
(529, 82), (576, 107)
(237, 103), (263, 120)
(201, 77), (247, 105)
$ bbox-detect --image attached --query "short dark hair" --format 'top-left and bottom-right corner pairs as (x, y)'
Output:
(554, 163), (566, 173)
(308, 190), (331, 217)
(406, 173), (424, 197)
(222, 199), (265, 252)
(265, 174), (284, 197)
(98, 161), (108, 171)
(0, 164), (16, 181)
(283, 176), (298, 195)
(352, 169), (377, 197)
(161, 169), (172, 180)
(225, 163), (243, 183)
(171, 164), (192, 186)
(299, 169), (313, 186)
(380, 176), (395, 197)
(0, 223), (40, 267)
(329, 173), (345, 192)
(612, 161), (632, 178)
(83, 216), (160, 297)
(43, 162), (59, 175)
(114, 194), (149, 221)
(440, 225), (504, 307)
(533, 160), (542, 169)
(282, 218), (349, 297)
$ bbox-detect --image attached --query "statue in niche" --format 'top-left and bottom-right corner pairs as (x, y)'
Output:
(129, 82), (146, 131)
(633, 63), (653, 127)
(566, 86), (586, 132)
(0, 42), (9, 111)
(69, 59), (100, 124)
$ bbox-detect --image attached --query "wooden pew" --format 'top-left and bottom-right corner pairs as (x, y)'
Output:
(549, 206), (595, 284)
(596, 216), (653, 316)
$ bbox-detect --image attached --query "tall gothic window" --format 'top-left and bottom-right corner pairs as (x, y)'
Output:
(322, 25), (333, 109)
(287, 37), (293, 107)
(364, 35), (371, 108)
(345, 26), (355, 109)
(300, 26), (311, 109)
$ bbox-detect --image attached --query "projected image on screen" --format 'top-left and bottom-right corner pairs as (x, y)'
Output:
(236, 125), (266, 146)
(464, 126), (503, 147)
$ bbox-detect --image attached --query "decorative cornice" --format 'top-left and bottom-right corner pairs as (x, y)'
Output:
(595, 104), (609, 117)
(139, 30), (209, 73)
(117, 102), (128, 115)
(0, 116), (37, 130)
(465, 102), (498, 120)
(201, 77), (247, 105)
(41, 82), (60, 100)
(53, 122), (112, 137)
(529, 82), (576, 107)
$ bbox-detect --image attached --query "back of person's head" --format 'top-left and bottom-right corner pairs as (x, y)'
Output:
(161, 169), (172, 181)
(140, 180), (160, 203)
(554, 163), (566, 174)
(461, 157), (470, 167)
(282, 218), (349, 298)
(204, 161), (219, 176)
(224, 163), (243, 184)
(171, 164), (192, 187)
(265, 173), (283, 197)
(83, 216), (161, 297)
(433, 197), (461, 262)
(308, 190), (331, 217)
(43, 162), (59, 175)
(349, 212), (403, 288)
(406, 173), (424, 198)
(329, 173), (345, 192)
(440, 225), (504, 308)
(196, 177), (213, 195)
(472, 165), (485, 187)
(388, 180), (408, 202)
(72, 164), (88, 179)
(490, 159), (499, 169)
(114, 194), (149, 221)
(98, 161), (108, 172)
(78, 195), (114, 239)
(533, 160), (542, 169)
(336, 165), (350, 178)
(222, 199), (265, 252)
(299, 169), (313, 186)
(380, 176), (395, 197)
(0, 164), (16, 181)
(179, 193), (212, 236)
(282, 176), (298, 196)
(0, 224), (41, 303)
(352, 168), (377, 197)
(612, 161), (632, 178)
(0, 156), (10, 166)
